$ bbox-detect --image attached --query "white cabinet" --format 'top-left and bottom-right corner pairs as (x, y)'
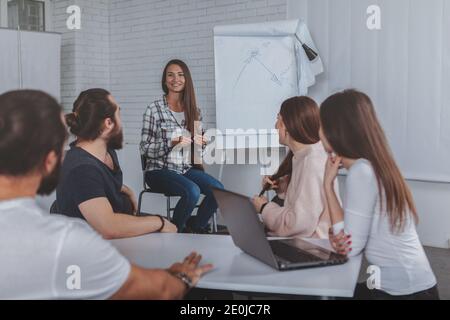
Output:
(0, 28), (60, 100)
(0, 28), (20, 94)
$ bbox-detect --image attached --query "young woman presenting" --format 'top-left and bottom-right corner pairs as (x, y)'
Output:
(140, 60), (223, 233)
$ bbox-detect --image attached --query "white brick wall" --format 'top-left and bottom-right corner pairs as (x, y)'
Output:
(52, 0), (77, 111)
(52, 0), (110, 112)
(74, 0), (110, 94)
(46, 1), (450, 250)
(108, 0), (287, 143)
(51, 0), (286, 139)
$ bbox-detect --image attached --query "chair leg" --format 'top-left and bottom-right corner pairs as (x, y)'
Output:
(166, 196), (171, 220)
(137, 190), (145, 216)
(212, 212), (218, 233)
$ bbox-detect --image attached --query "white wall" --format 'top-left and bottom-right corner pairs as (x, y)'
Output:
(37, 0), (112, 210)
(287, 0), (450, 181)
(47, 0), (450, 248)
(52, 0), (110, 111)
(109, 0), (286, 143)
(108, 0), (288, 214)
(40, 0), (287, 214)
(287, 0), (450, 249)
(126, 0), (450, 248)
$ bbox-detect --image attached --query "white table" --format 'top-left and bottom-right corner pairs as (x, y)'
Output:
(110, 233), (362, 298)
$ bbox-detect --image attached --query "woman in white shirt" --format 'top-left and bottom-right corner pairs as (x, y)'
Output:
(319, 89), (439, 300)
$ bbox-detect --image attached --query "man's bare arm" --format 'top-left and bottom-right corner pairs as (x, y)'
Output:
(79, 197), (177, 239)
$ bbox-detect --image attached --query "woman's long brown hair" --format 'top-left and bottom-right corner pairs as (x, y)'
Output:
(162, 59), (200, 135)
(270, 96), (321, 183)
(320, 89), (418, 232)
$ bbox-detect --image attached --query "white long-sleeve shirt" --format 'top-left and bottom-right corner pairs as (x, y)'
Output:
(336, 159), (436, 296)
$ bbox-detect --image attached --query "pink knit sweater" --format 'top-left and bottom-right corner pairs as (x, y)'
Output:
(261, 142), (340, 239)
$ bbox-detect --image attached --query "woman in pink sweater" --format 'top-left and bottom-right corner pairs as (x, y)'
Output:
(252, 96), (340, 239)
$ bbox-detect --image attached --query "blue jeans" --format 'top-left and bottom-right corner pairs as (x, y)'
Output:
(145, 168), (224, 231)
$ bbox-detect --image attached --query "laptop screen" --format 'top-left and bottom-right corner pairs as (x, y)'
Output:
(282, 238), (332, 260)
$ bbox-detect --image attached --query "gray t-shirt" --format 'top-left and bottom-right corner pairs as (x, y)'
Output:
(170, 110), (185, 127)
(0, 198), (130, 299)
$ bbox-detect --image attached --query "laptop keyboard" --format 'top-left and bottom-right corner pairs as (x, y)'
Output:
(269, 241), (322, 264)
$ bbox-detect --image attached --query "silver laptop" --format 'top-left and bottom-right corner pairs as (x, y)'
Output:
(212, 188), (348, 271)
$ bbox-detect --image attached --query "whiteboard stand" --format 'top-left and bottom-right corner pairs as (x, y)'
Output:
(211, 136), (283, 233)
(211, 132), (284, 188)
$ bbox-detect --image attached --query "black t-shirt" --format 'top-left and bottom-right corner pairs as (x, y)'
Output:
(56, 145), (132, 220)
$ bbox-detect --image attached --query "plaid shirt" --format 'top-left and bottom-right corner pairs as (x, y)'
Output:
(140, 96), (202, 174)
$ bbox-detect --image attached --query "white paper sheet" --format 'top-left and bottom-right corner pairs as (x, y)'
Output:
(214, 19), (323, 133)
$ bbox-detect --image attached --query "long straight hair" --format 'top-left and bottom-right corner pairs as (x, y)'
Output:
(320, 89), (418, 232)
(270, 96), (321, 182)
(162, 59), (200, 135)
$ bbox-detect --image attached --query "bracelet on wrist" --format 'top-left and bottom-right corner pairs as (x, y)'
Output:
(156, 215), (165, 232)
(259, 202), (269, 214)
(169, 271), (193, 291)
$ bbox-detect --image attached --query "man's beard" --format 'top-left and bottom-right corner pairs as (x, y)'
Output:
(107, 127), (124, 150)
(37, 158), (62, 196)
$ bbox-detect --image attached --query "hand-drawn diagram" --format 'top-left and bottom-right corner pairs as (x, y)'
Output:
(214, 35), (299, 132)
(233, 42), (296, 92)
